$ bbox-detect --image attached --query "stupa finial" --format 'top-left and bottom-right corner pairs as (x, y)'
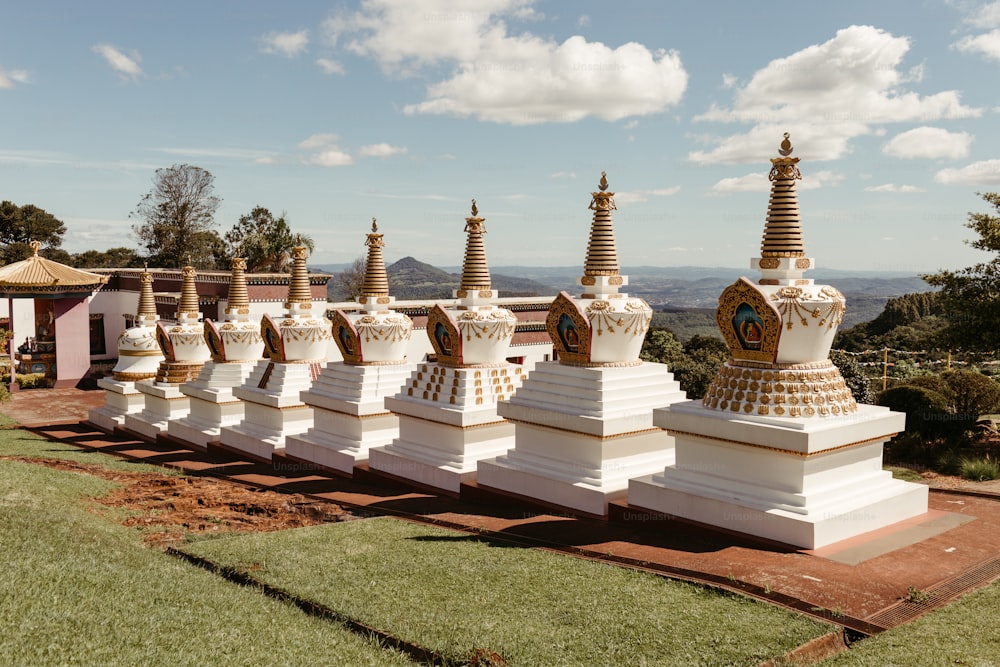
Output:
(362, 218), (390, 298)
(178, 262), (200, 316)
(137, 265), (157, 318)
(460, 199), (491, 291)
(227, 255), (249, 309)
(584, 171), (620, 277)
(286, 243), (312, 304)
(29, 239), (41, 256)
(761, 132), (805, 258)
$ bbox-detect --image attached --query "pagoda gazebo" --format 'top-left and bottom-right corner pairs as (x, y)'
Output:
(0, 241), (109, 388)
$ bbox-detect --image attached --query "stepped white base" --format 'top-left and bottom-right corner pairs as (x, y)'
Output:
(122, 381), (190, 441)
(218, 360), (317, 461)
(370, 390), (518, 493)
(167, 361), (258, 449)
(478, 361), (686, 515)
(87, 378), (146, 432)
(284, 362), (413, 474)
(285, 410), (400, 474)
(628, 400), (929, 549)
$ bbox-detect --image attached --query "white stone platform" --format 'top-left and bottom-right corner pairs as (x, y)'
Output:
(87, 377), (145, 432)
(478, 362), (686, 516)
(628, 400), (929, 549)
(368, 362), (524, 494)
(285, 362), (413, 475)
(167, 361), (258, 450)
(122, 381), (190, 442)
(217, 360), (317, 462)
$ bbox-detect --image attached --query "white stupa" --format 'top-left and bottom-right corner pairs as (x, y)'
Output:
(122, 262), (211, 441)
(217, 244), (331, 462)
(88, 266), (165, 432)
(477, 173), (687, 516)
(368, 200), (527, 494)
(629, 134), (928, 549)
(285, 220), (414, 474)
(166, 256), (265, 450)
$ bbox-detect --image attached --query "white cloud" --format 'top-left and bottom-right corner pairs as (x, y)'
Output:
(864, 183), (924, 192)
(0, 67), (30, 89)
(298, 133), (341, 150)
(261, 30), (309, 57)
(325, 0), (687, 125)
(316, 58), (345, 74)
(92, 43), (143, 80)
(614, 186), (680, 205)
(690, 26), (980, 164)
(711, 170), (843, 193)
(965, 1), (1000, 28)
(298, 134), (353, 166)
(954, 28), (1000, 61)
(358, 143), (408, 157)
(577, 15), (590, 28)
(550, 171), (576, 179)
(882, 127), (972, 159)
(935, 159), (1000, 184)
(721, 73), (737, 89)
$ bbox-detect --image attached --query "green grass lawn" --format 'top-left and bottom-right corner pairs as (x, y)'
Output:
(817, 579), (1000, 665)
(181, 517), (833, 666)
(0, 429), (411, 666)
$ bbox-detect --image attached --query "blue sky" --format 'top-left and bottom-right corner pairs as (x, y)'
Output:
(3, 0), (1000, 273)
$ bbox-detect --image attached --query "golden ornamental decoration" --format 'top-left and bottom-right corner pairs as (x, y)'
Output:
(546, 291), (592, 366)
(716, 278), (782, 364)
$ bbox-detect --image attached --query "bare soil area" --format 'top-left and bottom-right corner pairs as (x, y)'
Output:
(2, 455), (353, 545)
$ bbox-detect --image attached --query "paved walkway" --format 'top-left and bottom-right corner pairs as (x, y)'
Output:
(6, 387), (1000, 637)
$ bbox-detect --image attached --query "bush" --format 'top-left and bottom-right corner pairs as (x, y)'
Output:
(942, 370), (1000, 421)
(959, 456), (1000, 482)
(937, 450), (963, 476)
(15, 373), (47, 389)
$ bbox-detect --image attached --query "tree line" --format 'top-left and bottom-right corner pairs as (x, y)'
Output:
(1, 164), (313, 271)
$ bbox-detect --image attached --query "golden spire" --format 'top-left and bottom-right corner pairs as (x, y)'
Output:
(178, 262), (200, 316)
(137, 264), (157, 318)
(286, 241), (312, 304)
(362, 217), (390, 297)
(29, 240), (41, 256)
(228, 256), (249, 309)
(584, 171), (620, 276)
(460, 199), (492, 291)
(761, 132), (805, 258)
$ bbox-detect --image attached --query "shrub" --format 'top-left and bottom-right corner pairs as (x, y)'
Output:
(15, 373), (47, 389)
(959, 456), (1000, 482)
(937, 450), (963, 476)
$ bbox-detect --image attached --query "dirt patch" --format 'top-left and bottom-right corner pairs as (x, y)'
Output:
(2, 456), (353, 545)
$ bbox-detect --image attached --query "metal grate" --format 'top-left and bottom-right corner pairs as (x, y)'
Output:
(867, 557), (1000, 629)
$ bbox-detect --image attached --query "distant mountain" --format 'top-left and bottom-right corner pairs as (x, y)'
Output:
(326, 256), (556, 301)
(325, 259), (930, 329)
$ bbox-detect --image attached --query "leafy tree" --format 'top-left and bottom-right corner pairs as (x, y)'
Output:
(130, 164), (223, 269)
(671, 335), (729, 399)
(640, 328), (684, 364)
(831, 350), (875, 404)
(923, 192), (1000, 351)
(941, 369), (1000, 421)
(0, 200), (67, 264)
(71, 247), (144, 269)
(224, 206), (314, 273)
(878, 385), (956, 442)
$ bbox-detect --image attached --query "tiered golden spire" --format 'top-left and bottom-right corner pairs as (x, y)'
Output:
(362, 218), (390, 297)
(584, 172), (620, 276)
(460, 199), (492, 291)
(137, 264), (157, 318)
(177, 260), (200, 316)
(227, 256), (250, 309)
(761, 133), (805, 258)
(286, 241), (312, 304)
